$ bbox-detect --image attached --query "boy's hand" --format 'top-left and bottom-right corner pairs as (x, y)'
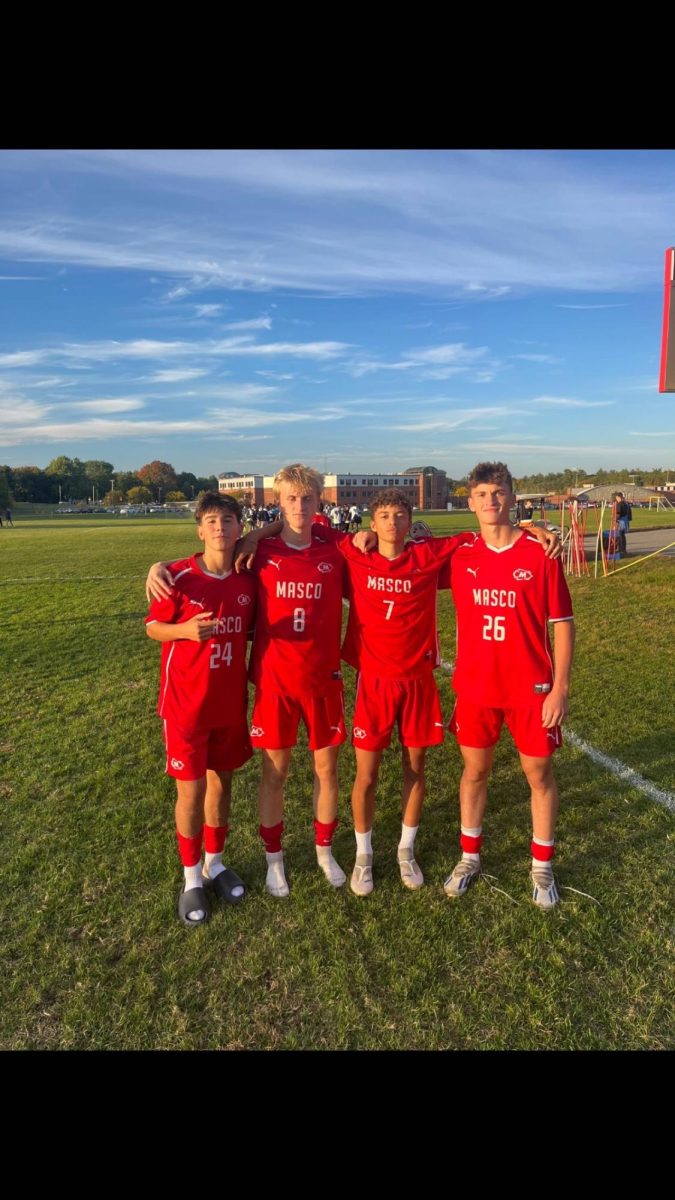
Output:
(146, 562), (174, 602)
(182, 612), (215, 642)
(234, 534), (259, 573)
(352, 529), (377, 554)
(528, 524), (561, 559)
(541, 688), (568, 728)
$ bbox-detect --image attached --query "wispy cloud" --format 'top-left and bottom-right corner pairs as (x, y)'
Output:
(224, 316), (272, 331)
(557, 303), (626, 310)
(194, 303), (223, 318)
(147, 369), (208, 383)
(61, 398), (146, 413)
(532, 395), (614, 408)
(513, 353), (562, 364)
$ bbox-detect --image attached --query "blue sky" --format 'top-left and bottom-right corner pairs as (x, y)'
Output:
(0, 148), (673, 480)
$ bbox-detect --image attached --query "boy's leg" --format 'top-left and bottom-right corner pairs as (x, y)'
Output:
(444, 744), (493, 898)
(259, 748), (292, 897)
(397, 746), (426, 889)
(350, 748), (382, 895)
(519, 753), (560, 909)
(175, 777), (210, 924)
(202, 769), (243, 900)
(312, 744), (346, 886)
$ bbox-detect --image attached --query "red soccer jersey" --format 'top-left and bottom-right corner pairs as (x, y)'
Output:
(248, 533), (346, 696)
(340, 534), (476, 680)
(313, 511), (331, 527)
(145, 554), (256, 729)
(450, 534), (573, 707)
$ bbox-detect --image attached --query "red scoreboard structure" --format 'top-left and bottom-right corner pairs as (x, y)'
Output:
(659, 247), (675, 392)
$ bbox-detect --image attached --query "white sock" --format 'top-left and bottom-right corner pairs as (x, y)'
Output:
(461, 825), (481, 864)
(355, 829), (372, 857)
(265, 850), (289, 897)
(398, 823), (418, 853)
(204, 851), (226, 880)
(316, 845), (347, 887)
(184, 863), (204, 892)
(183, 862), (206, 920)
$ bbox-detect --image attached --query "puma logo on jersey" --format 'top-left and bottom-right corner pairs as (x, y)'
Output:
(546, 731), (558, 742)
(329, 724), (343, 732)
(434, 722), (444, 727)
(189, 599), (206, 609)
(467, 567), (479, 577)
(268, 559), (282, 570)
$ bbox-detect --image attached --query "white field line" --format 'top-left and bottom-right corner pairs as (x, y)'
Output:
(1, 574), (143, 583)
(436, 655), (675, 813)
(343, 595), (675, 814)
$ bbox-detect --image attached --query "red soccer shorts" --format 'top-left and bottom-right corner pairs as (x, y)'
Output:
(163, 719), (252, 780)
(352, 672), (445, 751)
(249, 680), (347, 751)
(448, 697), (563, 758)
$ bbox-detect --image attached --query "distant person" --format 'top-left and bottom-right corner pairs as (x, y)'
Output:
(145, 492), (256, 927)
(4, 508), (12, 526)
(614, 493), (631, 555)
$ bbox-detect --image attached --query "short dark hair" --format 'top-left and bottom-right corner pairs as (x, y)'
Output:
(370, 488), (413, 519)
(467, 461), (513, 493)
(195, 491), (242, 523)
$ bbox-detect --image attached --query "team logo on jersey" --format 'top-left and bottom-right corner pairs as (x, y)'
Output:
(513, 569), (533, 581)
(237, 593), (252, 606)
(250, 725), (264, 737)
(467, 567), (479, 577)
(317, 561), (333, 573)
(353, 727), (367, 739)
(170, 758), (185, 770)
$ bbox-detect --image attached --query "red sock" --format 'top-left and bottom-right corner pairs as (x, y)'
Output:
(531, 839), (555, 862)
(460, 832), (483, 854)
(259, 822), (284, 854)
(176, 829), (203, 867)
(314, 817), (339, 847)
(204, 823), (228, 853)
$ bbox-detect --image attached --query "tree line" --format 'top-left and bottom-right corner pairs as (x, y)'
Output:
(0, 458), (218, 507)
(1, 458), (673, 511)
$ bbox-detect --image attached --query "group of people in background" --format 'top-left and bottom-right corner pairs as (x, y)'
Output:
(144, 462), (573, 929)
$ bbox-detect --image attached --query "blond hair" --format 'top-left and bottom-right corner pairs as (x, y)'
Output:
(273, 463), (324, 499)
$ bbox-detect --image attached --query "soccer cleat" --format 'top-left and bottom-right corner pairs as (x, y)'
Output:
(443, 857), (480, 898)
(531, 862), (559, 910)
(397, 847), (424, 890)
(350, 853), (374, 896)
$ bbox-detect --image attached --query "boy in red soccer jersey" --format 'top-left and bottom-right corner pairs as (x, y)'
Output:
(338, 490), (479, 895)
(145, 492), (256, 927)
(442, 462), (574, 910)
(245, 464), (349, 897)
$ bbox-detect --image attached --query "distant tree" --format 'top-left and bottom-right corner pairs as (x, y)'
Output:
(103, 489), (125, 505)
(166, 490), (187, 502)
(176, 472), (199, 498)
(9, 466), (56, 503)
(454, 485), (468, 496)
(83, 460), (115, 497)
(45, 455), (87, 499)
(195, 475), (218, 493)
(127, 486), (153, 504)
(0, 467), (10, 509)
(137, 461), (178, 494)
(115, 470), (142, 497)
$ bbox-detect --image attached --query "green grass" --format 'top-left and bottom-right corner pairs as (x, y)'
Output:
(1, 520), (673, 1049)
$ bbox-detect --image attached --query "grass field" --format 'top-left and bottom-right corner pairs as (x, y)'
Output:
(1, 518), (673, 1050)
